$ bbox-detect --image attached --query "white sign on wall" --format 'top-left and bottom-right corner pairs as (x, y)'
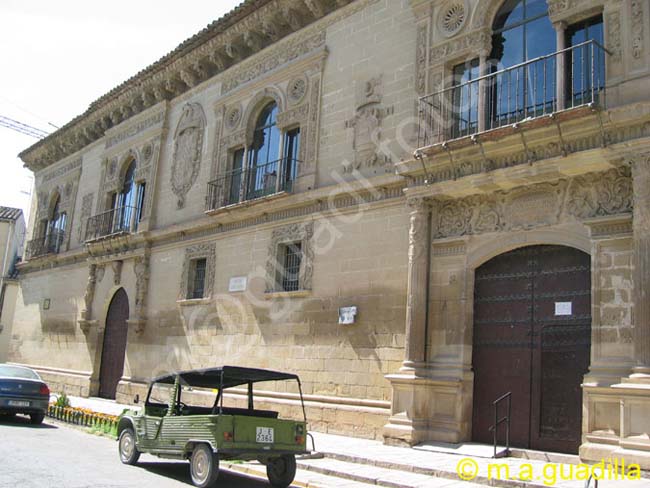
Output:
(228, 276), (247, 292)
(338, 306), (358, 325)
(555, 301), (572, 316)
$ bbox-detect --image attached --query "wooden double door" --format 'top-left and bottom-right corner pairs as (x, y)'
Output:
(472, 245), (591, 454)
(98, 288), (129, 399)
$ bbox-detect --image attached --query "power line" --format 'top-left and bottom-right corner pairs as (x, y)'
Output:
(0, 115), (50, 139)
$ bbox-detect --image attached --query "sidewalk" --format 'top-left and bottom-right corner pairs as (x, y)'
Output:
(59, 395), (648, 488)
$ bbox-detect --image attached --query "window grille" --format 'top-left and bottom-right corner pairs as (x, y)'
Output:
(281, 243), (302, 292)
(190, 258), (207, 299)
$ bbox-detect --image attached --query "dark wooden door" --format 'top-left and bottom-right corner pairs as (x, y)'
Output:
(99, 288), (129, 399)
(472, 245), (591, 454)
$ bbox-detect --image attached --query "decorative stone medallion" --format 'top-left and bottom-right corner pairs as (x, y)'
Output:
(287, 75), (308, 105)
(170, 102), (206, 209)
(438, 0), (468, 38)
(225, 104), (242, 131)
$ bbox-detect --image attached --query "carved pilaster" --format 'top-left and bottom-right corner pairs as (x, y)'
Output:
(403, 198), (431, 370)
(79, 263), (97, 334)
(630, 154), (650, 378)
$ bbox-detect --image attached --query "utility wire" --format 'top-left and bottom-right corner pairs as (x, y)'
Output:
(0, 115), (50, 139)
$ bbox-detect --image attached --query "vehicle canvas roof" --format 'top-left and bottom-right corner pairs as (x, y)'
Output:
(151, 365), (299, 389)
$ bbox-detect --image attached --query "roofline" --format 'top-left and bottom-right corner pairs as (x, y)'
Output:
(19, 0), (356, 172)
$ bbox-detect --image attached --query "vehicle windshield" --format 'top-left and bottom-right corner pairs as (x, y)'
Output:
(0, 365), (41, 380)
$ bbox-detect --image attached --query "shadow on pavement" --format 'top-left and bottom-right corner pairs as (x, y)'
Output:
(0, 414), (58, 429)
(138, 461), (272, 487)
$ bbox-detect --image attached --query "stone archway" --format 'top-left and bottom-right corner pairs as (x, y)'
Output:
(471, 244), (591, 454)
(98, 288), (129, 399)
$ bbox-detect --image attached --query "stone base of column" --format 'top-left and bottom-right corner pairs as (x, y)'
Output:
(382, 371), (471, 446)
(618, 366), (650, 385)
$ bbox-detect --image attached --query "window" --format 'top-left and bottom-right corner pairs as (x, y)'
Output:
(188, 258), (207, 299)
(566, 15), (604, 106)
(282, 128), (300, 192)
(248, 102), (282, 199)
(489, 0), (556, 125)
(45, 195), (66, 254)
(281, 242), (302, 292)
(228, 148), (245, 205)
(113, 159), (145, 233)
(451, 59), (480, 139)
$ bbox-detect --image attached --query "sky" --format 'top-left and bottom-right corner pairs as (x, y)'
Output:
(0, 0), (241, 223)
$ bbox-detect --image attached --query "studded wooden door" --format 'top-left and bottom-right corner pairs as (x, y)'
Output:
(99, 288), (129, 399)
(472, 245), (591, 454)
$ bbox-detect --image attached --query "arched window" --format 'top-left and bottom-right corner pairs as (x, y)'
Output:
(45, 194), (66, 253)
(247, 102), (282, 199)
(489, 0), (556, 125)
(112, 159), (145, 233)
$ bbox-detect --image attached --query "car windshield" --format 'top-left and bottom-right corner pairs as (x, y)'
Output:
(0, 365), (40, 380)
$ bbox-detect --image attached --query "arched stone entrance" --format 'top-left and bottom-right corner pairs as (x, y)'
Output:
(98, 288), (129, 399)
(471, 245), (591, 454)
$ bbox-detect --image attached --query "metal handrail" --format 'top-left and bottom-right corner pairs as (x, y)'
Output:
(85, 205), (139, 242)
(26, 229), (65, 259)
(418, 39), (609, 147)
(489, 391), (511, 458)
(206, 157), (301, 211)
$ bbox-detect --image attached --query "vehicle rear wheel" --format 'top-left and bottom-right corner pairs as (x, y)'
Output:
(29, 412), (45, 425)
(190, 444), (219, 488)
(266, 454), (297, 488)
(118, 427), (141, 465)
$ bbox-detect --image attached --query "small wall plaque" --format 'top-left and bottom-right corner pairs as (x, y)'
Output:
(42, 298), (50, 310)
(338, 306), (358, 325)
(228, 276), (247, 293)
(555, 301), (572, 316)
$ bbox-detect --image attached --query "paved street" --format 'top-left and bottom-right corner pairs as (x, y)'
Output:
(0, 415), (279, 488)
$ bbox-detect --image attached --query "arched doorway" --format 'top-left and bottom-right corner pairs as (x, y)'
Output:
(98, 288), (129, 399)
(471, 245), (591, 453)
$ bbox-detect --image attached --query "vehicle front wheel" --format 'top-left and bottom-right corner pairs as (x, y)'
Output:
(190, 444), (219, 488)
(29, 412), (45, 425)
(267, 454), (297, 488)
(118, 427), (141, 465)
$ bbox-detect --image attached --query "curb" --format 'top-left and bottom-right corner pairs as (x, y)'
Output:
(222, 462), (327, 488)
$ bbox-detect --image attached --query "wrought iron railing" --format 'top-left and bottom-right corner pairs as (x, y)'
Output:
(418, 40), (609, 148)
(26, 229), (65, 259)
(206, 157), (299, 211)
(85, 206), (139, 242)
(489, 391), (512, 459)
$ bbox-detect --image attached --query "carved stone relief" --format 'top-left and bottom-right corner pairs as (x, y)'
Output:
(434, 167), (632, 238)
(287, 75), (308, 105)
(179, 243), (216, 300)
(343, 76), (394, 173)
(415, 23), (428, 96)
(631, 0), (645, 60)
(430, 28), (491, 60)
(225, 103), (242, 131)
(77, 193), (94, 243)
(438, 0), (468, 38)
(266, 222), (314, 292)
(170, 102), (206, 209)
(133, 254), (150, 328)
(112, 260), (123, 286)
(607, 11), (622, 61)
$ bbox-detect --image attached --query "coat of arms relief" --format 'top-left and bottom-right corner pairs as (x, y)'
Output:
(171, 102), (206, 208)
(343, 75), (394, 173)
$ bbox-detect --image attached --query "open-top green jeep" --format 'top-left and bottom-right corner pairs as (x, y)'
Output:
(117, 366), (310, 487)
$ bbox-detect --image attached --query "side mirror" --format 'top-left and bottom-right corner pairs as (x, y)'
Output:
(133, 394), (139, 404)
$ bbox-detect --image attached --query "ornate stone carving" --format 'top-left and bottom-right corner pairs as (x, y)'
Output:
(41, 158), (82, 183)
(415, 24), (428, 95)
(179, 243), (216, 300)
(225, 104), (242, 131)
(430, 28), (491, 62)
(266, 222), (314, 292)
(631, 0), (645, 60)
(77, 193), (94, 242)
(434, 169), (633, 239)
(566, 166), (632, 219)
(547, 0), (571, 17)
(343, 76), (394, 172)
(305, 74), (322, 169)
(170, 103), (206, 208)
(132, 254), (150, 334)
(96, 264), (105, 283)
(112, 260), (123, 286)
(287, 75), (308, 105)
(105, 111), (164, 149)
(438, 1), (468, 38)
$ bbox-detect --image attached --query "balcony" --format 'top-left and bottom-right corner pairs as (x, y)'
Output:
(26, 229), (65, 259)
(206, 157), (300, 212)
(85, 206), (139, 242)
(417, 40), (609, 151)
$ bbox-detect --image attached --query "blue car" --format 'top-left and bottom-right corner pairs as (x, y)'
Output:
(0, 364), (50, 424)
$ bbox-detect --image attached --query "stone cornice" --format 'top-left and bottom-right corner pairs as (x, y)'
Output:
(19, 0), (360, 171)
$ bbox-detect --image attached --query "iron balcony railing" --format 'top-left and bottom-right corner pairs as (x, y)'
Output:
(418, 40), (609, 148)
(85, 205), (139, 242)
(26, 229), (65, 259)
(206, 157), (300, 211)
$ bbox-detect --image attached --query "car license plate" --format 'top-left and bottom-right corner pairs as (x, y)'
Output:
(8, 400), (29, 407)
(256, 427), (274, 443)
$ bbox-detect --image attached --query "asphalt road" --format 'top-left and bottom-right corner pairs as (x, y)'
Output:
(0, 415), (278, 488)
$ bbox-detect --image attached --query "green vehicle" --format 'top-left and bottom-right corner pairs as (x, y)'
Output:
(116, 366), (310, 487)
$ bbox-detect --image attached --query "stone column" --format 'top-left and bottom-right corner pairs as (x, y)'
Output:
(554, 21), (567, 111)
(631, 153), (650, 379)
(402, 197), (431, 371)
(477, 53), (489, 133)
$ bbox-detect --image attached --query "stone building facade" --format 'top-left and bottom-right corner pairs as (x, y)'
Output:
(11, 0), (650, 466)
